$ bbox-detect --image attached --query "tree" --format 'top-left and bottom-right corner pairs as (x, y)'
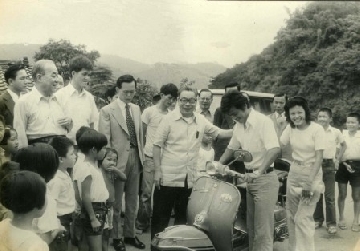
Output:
(133, 78), (159, 112)
(34, 39), (100, 80)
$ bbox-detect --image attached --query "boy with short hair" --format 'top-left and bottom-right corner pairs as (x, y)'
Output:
(314, 108), (345, 234)
(335, 112), (360, 232)
(48, 136), (77, 250)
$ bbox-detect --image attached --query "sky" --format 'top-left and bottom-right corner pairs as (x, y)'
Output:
(0, 0), (308, 67)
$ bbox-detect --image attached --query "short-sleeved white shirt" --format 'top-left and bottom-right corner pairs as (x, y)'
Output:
(74, 161), (109, 203)
(32, 190), (60, 234)
(342, 131), (360, 161)
(280, 122), (326, 164)
(196, 146), (215, 178)
(142, 105), (168, 157)
(47, 170), (76, 216)
(228, 109), (279, 170)
(0, 218), (49, 251)
(322, 125), (344, 159)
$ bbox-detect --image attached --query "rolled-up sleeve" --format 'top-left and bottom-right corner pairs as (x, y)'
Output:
(153, 117), (170, 148)
(262, 118), (280, 150)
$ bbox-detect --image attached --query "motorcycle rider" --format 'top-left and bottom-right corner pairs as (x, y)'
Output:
(219, 91), (280, 251)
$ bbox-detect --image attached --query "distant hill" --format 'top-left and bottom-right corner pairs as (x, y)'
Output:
(0, 44), (226, 89)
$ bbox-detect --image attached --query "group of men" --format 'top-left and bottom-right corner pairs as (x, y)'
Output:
(0, 55), (306, 251)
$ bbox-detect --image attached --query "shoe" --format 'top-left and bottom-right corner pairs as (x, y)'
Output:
(113, 239), (126, 251)
(327, 225), (337, 234)
(315, 222), (323, 229)
(338, 221), (347, 230)
(124, 236), (146, 249)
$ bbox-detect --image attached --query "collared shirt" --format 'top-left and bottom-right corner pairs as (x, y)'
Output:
(55, 83), (98, 143)
(199, 109), (213, 123)
(342, 131), (360, 161)
(117, 98), (133, 119)
(142, 105), (168, 157)
(228, 109), (279, 170)
(153, 109), (220, 188)
(47, 170), (76, 216)
(322, 125), (344, 159)
(13, 87), (68, 148)
(280, 122), (326, 164)
(6, 89), (20, 103)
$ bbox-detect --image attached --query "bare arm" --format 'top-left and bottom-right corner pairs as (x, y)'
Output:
(258, 147), (281, 173)
(143, 122), (147, 145)
(153, 145), (162, 188)
(305, 150), (323, 190)
(217, 129), (233, 139)
(81, 176), (96, 221)
(219, 148), (235, 165)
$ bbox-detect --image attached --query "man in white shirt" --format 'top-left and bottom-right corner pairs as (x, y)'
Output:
(135, 83), (178, 233)
(13, 60), (73, 148)
(198, 89), (213, 122)
(55, 55), (98, 145)
(219, 92), (280, 251)
(0, 64), (29, 126)
(314, 108), (345, 234)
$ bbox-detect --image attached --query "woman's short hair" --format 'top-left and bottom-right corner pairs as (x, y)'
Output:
(284, 96), (311, 128)
(0, 126), (16, 146)
(220, 92), (250, 114)
(0, 170), (46, 214)
(15, 143), (59, 183)
(77, 129), (107, 154)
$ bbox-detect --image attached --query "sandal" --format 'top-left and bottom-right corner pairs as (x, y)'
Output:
(338, 221), (347, 230)
(352, 224), (360, 232)
(327, 225), (337, 234)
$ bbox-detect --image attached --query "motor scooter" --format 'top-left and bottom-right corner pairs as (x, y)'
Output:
(151, 151), (290, 251)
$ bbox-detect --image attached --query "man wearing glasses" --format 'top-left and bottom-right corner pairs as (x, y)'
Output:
(198, 89), (213, 122)
(151, 85), (233, 242)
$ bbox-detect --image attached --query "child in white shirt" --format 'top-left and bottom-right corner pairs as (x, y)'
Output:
(196, 133), (215, 178)
(0, 170), (49, 251)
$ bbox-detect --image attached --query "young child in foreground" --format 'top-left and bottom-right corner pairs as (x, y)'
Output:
(99, 148), (126, 251)
(0, 170), (49, 251)
(48, 136), (77, 251)
(74, 129), (109, 251)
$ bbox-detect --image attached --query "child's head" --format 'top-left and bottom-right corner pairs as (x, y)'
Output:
(0, 115), (5, 142)
(202, 133), (213, 145)
(99, 148), (118, 170)
(76, 126), (91, 145)
(317, 108), (332, 127)
(49, 136), (76, 169)
(0, 161), (20, 183)
(0, 126), (19, 155)
(0, 170), (46, 217)
(77, 129), (107, 160)
(15, 143), (59, 183)
(347, 112), (360, 133)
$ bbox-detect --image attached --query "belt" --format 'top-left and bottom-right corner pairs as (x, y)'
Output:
(323, 159), (333, 162)
(292, 160), (314, 166)
(91, 202), (108, 207)
(245, 167), (273, 174)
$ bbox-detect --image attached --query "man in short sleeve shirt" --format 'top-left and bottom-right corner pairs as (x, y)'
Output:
(219, 92), (280, 251)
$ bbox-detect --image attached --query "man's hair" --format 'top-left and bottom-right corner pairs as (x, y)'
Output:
(284, 96), (311, 128)
(318, 108), (332, 118)
(76, 126), (91, 145)
(32, 60), (54, 81)
(15, 143), (59, 183)
(160, 83), (178, 98)
(224, 82), (240, 91)
(178, 85), (198, 97)
(347, 112), (360, 123)
(220, 92), (249, 114)
(0, 170), (46, 214)
(49, 136), (74, 158)
(152, 94), (161, 104)
(273, 93), (288, 102)
(77, 129), (107, 154)
(69, 55), (93, 74)
(4, 64), (25, 84)
(0, 126), (16, 146)
(199, 89), (213, 97)
(116, 75), (137, 89)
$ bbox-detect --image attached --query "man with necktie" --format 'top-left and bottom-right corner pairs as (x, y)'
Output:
(98, 75), (145, 250)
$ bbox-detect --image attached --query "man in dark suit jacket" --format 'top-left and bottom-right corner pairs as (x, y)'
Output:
(98, 75), (145, 251)
(0, 64), (29, 126)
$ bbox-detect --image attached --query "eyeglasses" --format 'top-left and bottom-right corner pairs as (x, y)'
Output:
(179, 98), (197, 104)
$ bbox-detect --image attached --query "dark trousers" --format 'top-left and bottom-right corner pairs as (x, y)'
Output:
(314, 159), (336, 226)
(151, 186), (192, 240)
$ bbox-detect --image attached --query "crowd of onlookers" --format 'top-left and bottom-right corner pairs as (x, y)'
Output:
(0, 54), (360, 251)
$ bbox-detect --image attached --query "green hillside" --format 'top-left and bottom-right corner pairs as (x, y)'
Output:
(211, 2), (360, 127)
